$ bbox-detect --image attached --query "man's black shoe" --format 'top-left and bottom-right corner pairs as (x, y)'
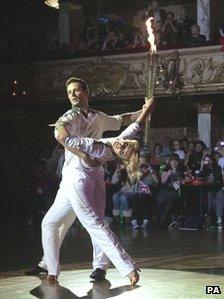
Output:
(90, 268), (106, 281)
(24, 265), (48, 276)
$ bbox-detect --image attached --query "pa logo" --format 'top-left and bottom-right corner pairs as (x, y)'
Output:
(206, 286), (221, 294)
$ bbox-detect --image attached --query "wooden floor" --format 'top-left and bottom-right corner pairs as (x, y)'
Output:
(0, 224), (224, 298)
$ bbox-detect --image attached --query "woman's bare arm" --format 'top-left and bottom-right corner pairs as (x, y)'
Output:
(136, 97), (155, 125)
(55, 125), (101, 167)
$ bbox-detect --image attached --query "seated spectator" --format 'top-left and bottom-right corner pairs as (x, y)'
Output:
(156, 153), (185, 226)
(184, 141), (195, 168)
(119, 32), (132, 50)
(184, 24), (207, 47)
(200, 154), (223, 185)
(181, 137), (189, 153)
(176, 17), (195, 44)
(214, 151), (222, 165)
(162, 12), (177, 45)
(187, 140), (207, 175)
(131, 157), (159, 229)
(173, 139), (185, 161)
(132, 29), (146, 49)
(150, 143), (164, 171)
(101, 30), (121, 51)
(111, 165), (135, 226)
(161, 136), (173, 158)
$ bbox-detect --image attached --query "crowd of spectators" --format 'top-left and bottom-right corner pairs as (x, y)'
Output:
(1, 0), (223, 64)
(0, 142), (63, 227)
(74, 6), (209, 56)
(103, 136), (224, 231)
(2, 134), (224, 232)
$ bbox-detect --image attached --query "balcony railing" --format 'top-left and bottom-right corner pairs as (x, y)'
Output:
(0, 45), (224, 102)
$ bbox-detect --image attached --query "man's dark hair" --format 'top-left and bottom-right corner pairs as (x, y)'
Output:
(169, 153), (180, 161)
(65, 77), (89, 93)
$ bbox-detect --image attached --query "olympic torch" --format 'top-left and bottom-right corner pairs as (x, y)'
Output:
(144, 17), (158, 145)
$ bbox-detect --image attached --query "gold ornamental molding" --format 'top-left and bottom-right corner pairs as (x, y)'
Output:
(195, 102), (214, 114)
(0, 45), (224, 102)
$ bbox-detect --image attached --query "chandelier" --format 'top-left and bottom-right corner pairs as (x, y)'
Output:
(155, 51), (184, 95)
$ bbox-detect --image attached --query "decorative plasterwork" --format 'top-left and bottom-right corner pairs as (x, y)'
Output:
(195, 102), (213, 113)
(0, 45), (224, 102)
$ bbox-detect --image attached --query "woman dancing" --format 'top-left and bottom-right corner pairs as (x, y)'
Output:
(44, 98), (154, 285)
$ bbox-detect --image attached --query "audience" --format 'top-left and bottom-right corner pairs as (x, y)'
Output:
(0, 3), (219, 65)
(2, 134), (224, 232)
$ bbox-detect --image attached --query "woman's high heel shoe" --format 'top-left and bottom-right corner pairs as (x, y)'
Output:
(128, 268), (140, 286)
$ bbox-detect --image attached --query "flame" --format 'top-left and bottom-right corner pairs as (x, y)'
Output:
(146, 17), (157, 54)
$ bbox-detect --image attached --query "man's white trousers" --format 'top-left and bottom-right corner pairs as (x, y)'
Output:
(41, 170), (135, 277)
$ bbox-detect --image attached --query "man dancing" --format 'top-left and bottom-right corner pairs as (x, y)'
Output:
(25, 77), (148, 283)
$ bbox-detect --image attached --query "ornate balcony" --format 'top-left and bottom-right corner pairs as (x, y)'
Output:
(0, 45), (224, 103)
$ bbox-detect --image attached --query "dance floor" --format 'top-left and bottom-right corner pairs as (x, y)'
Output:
(1, 224), (224, 299)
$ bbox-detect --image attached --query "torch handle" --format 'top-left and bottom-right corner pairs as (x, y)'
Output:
(144, 54), (158, 145)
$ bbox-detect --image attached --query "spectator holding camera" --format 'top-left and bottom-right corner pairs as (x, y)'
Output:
(131, 157), (159, 229)
(162, 12), (177, 45)
(156, 153), (185, 226)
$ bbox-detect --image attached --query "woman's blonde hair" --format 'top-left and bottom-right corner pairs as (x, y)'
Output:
(121, 140), (140, 182)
